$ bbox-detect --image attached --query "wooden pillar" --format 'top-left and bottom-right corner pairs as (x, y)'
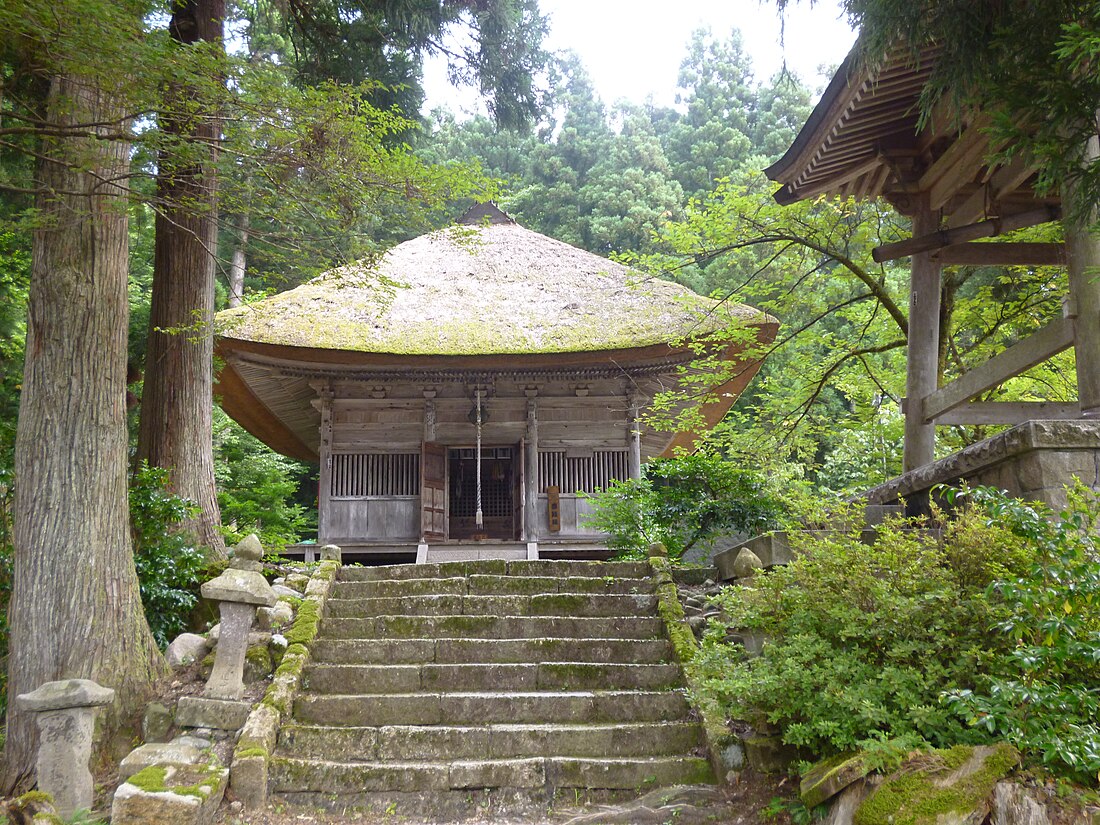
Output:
(524, 393), (539, 542)
(1065, 132), (1100, 418)
(627, 392), (642, 480)
(904, 195), (941, 474)
(423, 390), (437, 442)
(315, 382), (334, 542)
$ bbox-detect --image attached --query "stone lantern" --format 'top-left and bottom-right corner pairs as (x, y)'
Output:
(16, 678), (115, 817)
(177, 535), (275, 730)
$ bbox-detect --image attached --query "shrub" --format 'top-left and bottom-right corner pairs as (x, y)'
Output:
(582, 452), (785, 561)
(941, 484), (1100, 785)
(130, 463), (209, 648)
(691, 502), (1036, 754)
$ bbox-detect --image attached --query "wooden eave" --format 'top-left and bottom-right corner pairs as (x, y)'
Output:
(764, 42), (1055, 220)
(215, 320), (778, 464)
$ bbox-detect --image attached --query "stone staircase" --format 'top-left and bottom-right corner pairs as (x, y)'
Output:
(269, 559), (713, 814)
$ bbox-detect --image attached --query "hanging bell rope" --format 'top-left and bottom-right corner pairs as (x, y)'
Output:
(475, 388), (484, 529)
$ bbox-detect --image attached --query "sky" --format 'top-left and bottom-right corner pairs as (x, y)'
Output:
(422, 0), (857, 117)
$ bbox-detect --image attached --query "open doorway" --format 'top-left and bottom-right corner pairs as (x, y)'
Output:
(448, 446), (519, 540)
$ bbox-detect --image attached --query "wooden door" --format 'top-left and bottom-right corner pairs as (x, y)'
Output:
(421, 442), (446, 541)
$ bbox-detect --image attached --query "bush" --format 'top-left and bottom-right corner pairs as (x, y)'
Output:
(582, 452), (785, 561)
(130, 463), (209, 648)
(941, 484), (1100, 785)
(692, 501), (1037, 755)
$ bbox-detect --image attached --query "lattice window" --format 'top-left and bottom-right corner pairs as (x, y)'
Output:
(538, 450), (629, 494)
(450, 448), (513, 518)
(330, 453), (420, 497)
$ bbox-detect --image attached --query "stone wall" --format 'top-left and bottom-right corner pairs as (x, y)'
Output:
(863, 420), (1100, 511)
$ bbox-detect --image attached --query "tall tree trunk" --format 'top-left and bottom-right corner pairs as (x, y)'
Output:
(1, 74), (167, 794)
(227, 212), (248, 308)
(137, 0), (226, 558)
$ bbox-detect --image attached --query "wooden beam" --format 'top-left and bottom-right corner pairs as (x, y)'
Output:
(916, 117), (994, 210)
(946, 155), (1036, 228)
(933, 401), (1082, 426)
(921, 317), (1076, 423)
(904, 197), (941, 473)
(873, 205), (1062, 263)
(931, 242), (1067, 267)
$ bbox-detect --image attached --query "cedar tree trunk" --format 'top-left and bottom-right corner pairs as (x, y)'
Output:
(1, 74), (167, 793)
(137, 0), (226, 558)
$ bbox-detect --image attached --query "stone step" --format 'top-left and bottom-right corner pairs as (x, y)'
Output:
(278, 722), (705, 761)
(339, 559), (651, 583)
(271, 755), (714, 793)
(319, 614), (666, 641)
(309, 637), (676, 665)
(293, 690), (692, 727)
(323, 593), (658, 619)
(302, 662), (685, 694)
(332, 574), (655, 600)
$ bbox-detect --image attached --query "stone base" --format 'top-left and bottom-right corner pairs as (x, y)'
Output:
(863, 419), (1100, 512)
(176, 696), (251, 731)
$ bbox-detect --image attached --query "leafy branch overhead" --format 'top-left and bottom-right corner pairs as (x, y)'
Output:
(625, 170), (1072, 484)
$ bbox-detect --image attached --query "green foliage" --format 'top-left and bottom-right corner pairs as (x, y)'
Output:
(941, 485), (1100, 785)
(582, 452), (785, 560)
(213, 408), (312, 552)
(691, 502), (1039, 755)
(637, 168), (1072, 492)
(762, 795), (826, 824)
(129, 463), (208, 649)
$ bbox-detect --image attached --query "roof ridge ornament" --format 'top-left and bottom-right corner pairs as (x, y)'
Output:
(458, 202), (516, 226)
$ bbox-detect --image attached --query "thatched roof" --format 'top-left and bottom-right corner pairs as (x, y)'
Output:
(217, 220), (764, 356)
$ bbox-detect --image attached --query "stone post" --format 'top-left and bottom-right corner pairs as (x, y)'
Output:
(176, 535), (275, 730)
(16, 678), (115, 817)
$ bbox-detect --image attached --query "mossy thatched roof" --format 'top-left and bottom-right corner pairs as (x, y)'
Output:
(217, 222), (764, 356)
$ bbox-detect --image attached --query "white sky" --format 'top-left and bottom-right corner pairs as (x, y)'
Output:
(422, 0), (857, 117)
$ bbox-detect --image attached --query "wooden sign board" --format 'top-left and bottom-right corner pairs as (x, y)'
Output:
(546, 485), (561, 533)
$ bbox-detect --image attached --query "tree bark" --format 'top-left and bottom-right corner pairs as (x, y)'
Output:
(137, 0), (226, 558)
(1, 74), (167, 794)
(227, 212), (248, 308)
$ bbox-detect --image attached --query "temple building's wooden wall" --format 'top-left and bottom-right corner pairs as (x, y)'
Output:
(316, 376), (652, 544)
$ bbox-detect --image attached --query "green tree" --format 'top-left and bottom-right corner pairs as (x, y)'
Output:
(0, 0), (168, 789)
(277, 0), (550, 130)
(635, 169), (1072, 489)
(584, 453), (785, 561)
(661, 28), (757, 199)
(213, 408), (312, 552)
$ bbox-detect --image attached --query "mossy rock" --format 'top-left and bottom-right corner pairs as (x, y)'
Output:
(854, 744), (1019, 825)
(801, 751), (872, 809)
(244, 644), (274, 684)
